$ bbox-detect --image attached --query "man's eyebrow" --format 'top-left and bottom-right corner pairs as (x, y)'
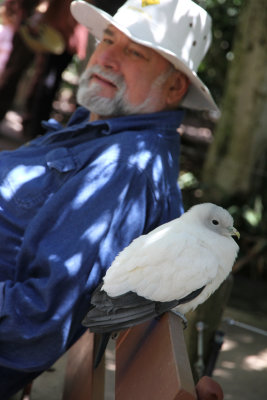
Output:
(103, 27), (115, 36)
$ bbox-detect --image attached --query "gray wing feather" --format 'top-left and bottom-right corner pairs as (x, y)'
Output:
(82, 283), (205, 333)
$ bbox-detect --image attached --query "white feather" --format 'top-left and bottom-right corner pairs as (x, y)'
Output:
(102, 203), (239, 314)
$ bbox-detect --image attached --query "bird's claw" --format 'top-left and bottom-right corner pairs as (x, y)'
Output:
(171, 310), (188, 329)
(111, 332), (119, 340)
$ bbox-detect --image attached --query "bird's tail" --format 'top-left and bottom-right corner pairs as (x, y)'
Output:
(94, 332), (111, 368)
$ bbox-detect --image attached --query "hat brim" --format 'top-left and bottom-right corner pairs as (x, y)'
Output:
(71, 1), (219, 112)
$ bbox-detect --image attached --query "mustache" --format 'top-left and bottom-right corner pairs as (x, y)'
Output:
(79, 65), (126, 91)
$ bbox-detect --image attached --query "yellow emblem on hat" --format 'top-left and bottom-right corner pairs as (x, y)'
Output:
(142, 0), (160, 7)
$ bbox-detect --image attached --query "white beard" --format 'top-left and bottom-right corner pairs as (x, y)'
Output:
(76, 65), (174, 117)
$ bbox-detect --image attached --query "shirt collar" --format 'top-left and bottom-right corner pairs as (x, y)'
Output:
(41, 106), (185, 140)
(101, 109), (185, 135)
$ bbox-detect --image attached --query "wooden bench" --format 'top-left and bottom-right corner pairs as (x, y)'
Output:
(62, 312), (197, 400)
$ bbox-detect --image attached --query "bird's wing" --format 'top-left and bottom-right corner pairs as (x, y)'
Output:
(83, 283), (181, 333)
(103, 230), (219, 302)
(84, 283), (204, 368)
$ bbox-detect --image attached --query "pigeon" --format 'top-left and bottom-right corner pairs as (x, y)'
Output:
(83, 203), (240, 365)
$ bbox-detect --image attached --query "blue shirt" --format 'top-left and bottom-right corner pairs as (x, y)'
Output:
(0, 107), (184, 397)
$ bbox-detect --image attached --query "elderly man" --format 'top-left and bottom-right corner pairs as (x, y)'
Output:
(0, 0), (218, 397)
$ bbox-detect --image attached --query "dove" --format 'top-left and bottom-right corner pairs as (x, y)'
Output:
(83, 203), (239, 365)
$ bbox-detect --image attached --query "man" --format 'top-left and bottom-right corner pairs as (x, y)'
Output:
(0, 0), (89, 138)
(0, 0), (218, 397)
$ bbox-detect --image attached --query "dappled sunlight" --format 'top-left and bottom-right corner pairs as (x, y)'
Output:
(213, 337), (239, 379)
(239, 333), (254, 344)
(243, 349), (267, 371)
(129, 150), (152, 170)
(0, 164), (46, 201)
(223, 395), (234, 400)
(220, 337), (237, 352)
(220, 360), (236, 370)
(152, 154), (164, 183)
(71, 145), (120, 210)
(82, 215), (110, 245)
(213, 368), (232, 379)
(213, 324), (267, 400)
(65, 253), (83, 276)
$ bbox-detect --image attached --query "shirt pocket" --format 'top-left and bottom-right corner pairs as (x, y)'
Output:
(0, 147), (78, 212)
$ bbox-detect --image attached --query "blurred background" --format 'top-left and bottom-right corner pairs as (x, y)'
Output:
(0, 1), (266, 399)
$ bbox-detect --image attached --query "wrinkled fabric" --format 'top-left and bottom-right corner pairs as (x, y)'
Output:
(0, 107), (184, 397)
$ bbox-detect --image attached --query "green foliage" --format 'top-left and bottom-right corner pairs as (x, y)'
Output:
(229, 197), (263, 231)
(178, 171), (199, 190)
(197, 0), (245, 106)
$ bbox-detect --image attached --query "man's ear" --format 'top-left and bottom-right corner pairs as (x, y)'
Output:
(166, 71), (190, 107)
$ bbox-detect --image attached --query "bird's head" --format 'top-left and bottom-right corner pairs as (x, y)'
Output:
(187, 203), (240, 239)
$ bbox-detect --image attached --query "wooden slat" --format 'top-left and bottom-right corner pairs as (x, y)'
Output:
(62, 331), (105, 400)
(62, 312), (198, 400)
(115, 312), (197, 400)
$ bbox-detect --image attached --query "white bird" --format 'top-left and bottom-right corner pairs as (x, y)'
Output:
(83, 203), (239, 361)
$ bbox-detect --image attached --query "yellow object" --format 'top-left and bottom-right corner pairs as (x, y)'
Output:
(19, 22), (65, 55)
(142, 0), (160, 7)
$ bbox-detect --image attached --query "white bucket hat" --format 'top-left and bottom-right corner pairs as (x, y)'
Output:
(70, 0), (218, 112)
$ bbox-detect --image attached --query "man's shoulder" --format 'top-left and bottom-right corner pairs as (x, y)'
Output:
(106, 110), (183, 138)
(106, 110), (183, 153)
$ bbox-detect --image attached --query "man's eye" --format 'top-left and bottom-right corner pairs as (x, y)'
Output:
(102, 37), (113, 45)
(127, 48), (147, 59)
(131, 50), (143, 57)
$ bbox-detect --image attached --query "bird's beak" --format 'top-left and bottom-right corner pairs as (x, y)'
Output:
(228, 226), (240, 239)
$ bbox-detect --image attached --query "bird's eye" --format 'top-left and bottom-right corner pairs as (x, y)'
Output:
(212, 219), (219, 225)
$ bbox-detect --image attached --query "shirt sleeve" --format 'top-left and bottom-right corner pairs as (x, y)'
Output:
(0, 158), (160, 372)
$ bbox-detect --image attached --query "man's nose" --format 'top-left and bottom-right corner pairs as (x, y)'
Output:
(97, 45), (122, 72)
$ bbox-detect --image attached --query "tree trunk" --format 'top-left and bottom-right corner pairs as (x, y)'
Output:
(202, 0), (267, 202)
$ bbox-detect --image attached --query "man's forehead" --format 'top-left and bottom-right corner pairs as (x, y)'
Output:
(103, 24), (170, 62)
(103, 24), (143, 47)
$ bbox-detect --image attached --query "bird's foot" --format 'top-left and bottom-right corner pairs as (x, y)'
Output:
(171, 310), (188, 329)
(111, 332), (119, 340)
